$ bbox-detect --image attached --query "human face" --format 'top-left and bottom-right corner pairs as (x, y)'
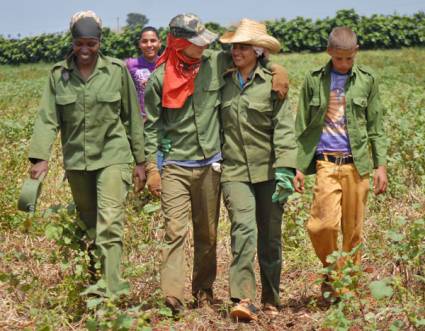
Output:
(182, 43), (207, 59)
(72, 37), (100, 66)
(231, 43), (257, 71)
(327, 47), (358, 74)
(139, 30), (161, 61)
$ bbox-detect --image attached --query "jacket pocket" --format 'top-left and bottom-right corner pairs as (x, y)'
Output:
(352, 97), (368, 127)
(247, 100), (273, 130)
(248, 101), (271, 113)
(56, 94), (78, 122)
(97, 92), (121, 120)
(196, 79), (223, 109)
(309, 97), (320, 111)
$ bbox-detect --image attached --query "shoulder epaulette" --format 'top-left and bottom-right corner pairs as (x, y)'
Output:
(108, 56), (125, 67)
(357, 64), (376, 77)
(50, 61), (66, 73)
(310, 65), (325, 74)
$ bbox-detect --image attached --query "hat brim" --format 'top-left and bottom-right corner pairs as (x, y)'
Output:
(219, 31), (281, 54)
(188, 28), (218, 47)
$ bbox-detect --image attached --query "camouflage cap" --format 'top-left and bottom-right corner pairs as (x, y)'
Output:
(169, 13), (218, 47)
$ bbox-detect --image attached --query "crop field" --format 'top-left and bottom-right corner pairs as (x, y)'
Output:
(0, 48), (424, 330)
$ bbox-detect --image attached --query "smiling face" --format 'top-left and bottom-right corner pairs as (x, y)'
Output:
(139, 30), (161, 62)
(72, 37), (100, 66)
(327, 47), (358, 74)
(231, 43), (257, 71)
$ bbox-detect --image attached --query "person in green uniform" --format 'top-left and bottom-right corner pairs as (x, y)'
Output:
(28, 10), (146, 297)
(144, 14), (289, 314)
(219, 19), (298, 321)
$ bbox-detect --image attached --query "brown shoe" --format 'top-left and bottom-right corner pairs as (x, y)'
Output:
(321, 277), (340, 303)
(263, 303), (279, 318)
(165, 296), (184, 316)
(230, 299), (258, 321)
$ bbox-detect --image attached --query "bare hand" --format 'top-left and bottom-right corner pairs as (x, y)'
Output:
(373, 166), (387, 195)
(30, 160), (48, 179)
(293, 169), (305, 193)
(145, 162), (161, 197)
(133, 163), (147, 193)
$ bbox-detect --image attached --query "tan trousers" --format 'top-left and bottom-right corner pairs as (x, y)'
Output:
(160, 164), (221, 303)
(307, 160), (369, 267)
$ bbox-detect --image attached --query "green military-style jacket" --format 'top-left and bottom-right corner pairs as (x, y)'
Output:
(144, 50), (232, 162)
(29, 54), (145, 170)
(220, 64), (298, 184)
(295, 61), (387, 176)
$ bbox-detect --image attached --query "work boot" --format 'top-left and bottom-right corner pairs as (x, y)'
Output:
(263, 303), (279, 319)
(193, 288), (214, 308)
(165, 296), (184, 316)
(320, 275), (339, 304)
(230, 299), (258, 321)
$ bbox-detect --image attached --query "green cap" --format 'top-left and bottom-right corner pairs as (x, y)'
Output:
(169, 13), (218, 46)
(18, 174), (45, 213)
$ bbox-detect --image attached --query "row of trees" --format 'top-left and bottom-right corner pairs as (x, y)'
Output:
(0, 9), (424, 64)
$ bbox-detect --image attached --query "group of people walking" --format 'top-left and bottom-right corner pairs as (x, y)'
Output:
(27, 10), (387, 321)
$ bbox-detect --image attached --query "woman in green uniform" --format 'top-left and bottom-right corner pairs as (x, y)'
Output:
(28, 10), (146, 297)
(219, 19), (297, 320)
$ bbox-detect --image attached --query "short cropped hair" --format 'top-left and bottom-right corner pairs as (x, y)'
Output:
(141, 26), (160, 39)
(327, 27), (358, 50)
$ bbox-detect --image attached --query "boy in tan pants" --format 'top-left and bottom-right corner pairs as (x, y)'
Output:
(294, 27), (388, 299)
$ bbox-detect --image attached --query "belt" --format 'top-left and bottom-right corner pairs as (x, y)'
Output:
(316, 154), (353, 165)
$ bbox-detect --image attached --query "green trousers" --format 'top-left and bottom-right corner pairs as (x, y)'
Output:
(222, 180), (284, 306)
(66, 164), (132, 297)
(160, 164), (221, 303)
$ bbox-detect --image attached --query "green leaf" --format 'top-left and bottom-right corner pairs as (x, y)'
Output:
(158, 307), (173, 317)
(113, 314), (134, 330)
(415, 319), (425, 327)
(386, 230), (404, 242)
(369, 279), (393, 299)
(44, 224), (62, 241)
(86, 319), (97, 331)
(142, 203), (160, 214)
(390, 320), (405, 331)
(86, 297), (103, 310)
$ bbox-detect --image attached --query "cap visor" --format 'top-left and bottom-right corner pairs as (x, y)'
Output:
(188, 28), (218, 47)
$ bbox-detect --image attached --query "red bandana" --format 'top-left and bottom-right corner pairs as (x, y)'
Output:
(156, 33), (201, 109)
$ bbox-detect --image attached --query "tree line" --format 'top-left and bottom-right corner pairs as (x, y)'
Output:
(0, 9), (424, 64)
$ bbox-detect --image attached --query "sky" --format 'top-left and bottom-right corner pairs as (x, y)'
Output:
(0, 0), (423, 37)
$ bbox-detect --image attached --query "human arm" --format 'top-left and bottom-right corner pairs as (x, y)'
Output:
(366, 76), (387, 171)
(28, 72), (60, 178)
(373, 165), (387, 195)
(294, 73), (313, 137)
(293, 169), (305, 193)
(216, 50), (289, 98)
(265, 62), (289, 100)
(143, 71), (163, 196)
(120, 66), (146, 191)
(271, 94), (298, 203)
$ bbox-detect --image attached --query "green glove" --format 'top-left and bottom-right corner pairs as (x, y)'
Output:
(272, 167), (295, 203)
(159, 137), (172, 154)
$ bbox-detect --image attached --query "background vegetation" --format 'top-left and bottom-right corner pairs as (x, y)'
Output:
(0, 9), (424, 64)
(0, 48), (424, 330)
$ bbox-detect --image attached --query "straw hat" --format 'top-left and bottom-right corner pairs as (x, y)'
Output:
(220, 18), (281, 54)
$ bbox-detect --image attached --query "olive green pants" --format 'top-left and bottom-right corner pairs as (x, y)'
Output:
(160, 164), (221, 303)
(222, 180), (284, 306)
(66, 164), (132, 296)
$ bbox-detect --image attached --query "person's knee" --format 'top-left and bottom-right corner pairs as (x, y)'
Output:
(307, 218), (338, 236)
